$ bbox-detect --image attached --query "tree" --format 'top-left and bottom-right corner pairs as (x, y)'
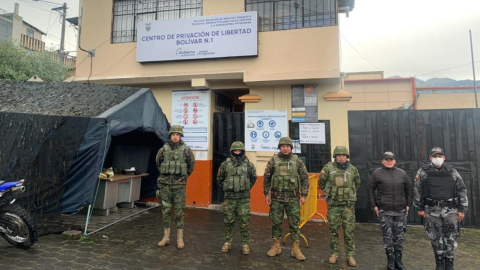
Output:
(0, 39), (70, 82)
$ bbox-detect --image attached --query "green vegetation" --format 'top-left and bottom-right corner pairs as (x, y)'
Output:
(0, 39), (71, 81)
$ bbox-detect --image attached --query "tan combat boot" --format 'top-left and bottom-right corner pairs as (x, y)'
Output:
(347, 256), (357, 267)
(242, 244), (250, 255)
(177, 229), (185, 249)
(291, 240), (306, 261)
(328, 254), (338, 264)
(266, 238), (282, 256)
(157, 228), (170, 247)
(221, 242), (231, 253)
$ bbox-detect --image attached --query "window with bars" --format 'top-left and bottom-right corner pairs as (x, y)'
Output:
(246, 0), (337, 32)
(112, 0), (202, 43)
(26, 28), (34, 38)
(289, 120), (331, 173)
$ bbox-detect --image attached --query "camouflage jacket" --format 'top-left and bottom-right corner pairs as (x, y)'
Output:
(263, 152), (309, 202)
(217, 155), (257, 199)
(413, 163), (468, 213)
(156, 139), (195, 185)
(319, 161), (361, 206)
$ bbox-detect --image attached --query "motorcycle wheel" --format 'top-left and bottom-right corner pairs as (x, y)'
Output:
(0, 204), (39, 248)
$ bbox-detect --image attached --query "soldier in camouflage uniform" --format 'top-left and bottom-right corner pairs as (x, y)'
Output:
(414, 147), (468, 270)
(264, 137), (309, 261)
(217, 141), (257, 255)
(319, 146), (361, 267)
(156, 125), (195, 250)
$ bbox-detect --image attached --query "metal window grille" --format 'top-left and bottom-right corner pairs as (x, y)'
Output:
(289, 120), (331, 173)
(246, 0), (337, 32)
(112, 0), (203, 43)
(26, 28), (34, 38)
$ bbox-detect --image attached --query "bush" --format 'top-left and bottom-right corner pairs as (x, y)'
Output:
(0, 39), (70, 81)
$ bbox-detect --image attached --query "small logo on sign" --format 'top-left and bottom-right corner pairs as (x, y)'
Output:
(145, 23), (151, 32)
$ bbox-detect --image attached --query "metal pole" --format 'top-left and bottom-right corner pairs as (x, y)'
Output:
(84, 204), (91, 235)
(470, 30), (478, 108)
(52, 3), (67, 61)
(60, 3), (67, 58)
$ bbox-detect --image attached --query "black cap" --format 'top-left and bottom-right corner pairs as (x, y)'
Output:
(430, 147), (445, 156)
(382, 151), (395, 160)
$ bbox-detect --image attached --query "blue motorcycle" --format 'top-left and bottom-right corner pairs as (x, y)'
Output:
(0, 179), (38, 248)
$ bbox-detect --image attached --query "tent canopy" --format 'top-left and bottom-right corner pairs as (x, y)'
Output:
(0, 82), (169, 215)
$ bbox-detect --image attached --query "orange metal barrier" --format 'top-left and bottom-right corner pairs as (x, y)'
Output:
(282, 174), (327, 247)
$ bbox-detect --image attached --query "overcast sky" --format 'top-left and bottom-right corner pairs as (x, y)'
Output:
(339, 0), (480, 81)
(1, 0), (479, 81)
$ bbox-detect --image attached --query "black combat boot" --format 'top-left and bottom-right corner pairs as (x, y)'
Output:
(386, 248), (395, 270)
(435, 254), (445, 270)
(394, 251), (406, 270)
(444, 257), (454, 270)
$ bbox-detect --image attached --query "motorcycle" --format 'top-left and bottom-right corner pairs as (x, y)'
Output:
(0, 179), (39, 248)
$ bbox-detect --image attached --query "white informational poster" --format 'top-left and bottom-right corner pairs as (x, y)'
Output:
(299, 123), (326, 144)
(171, 90), (209, 150)
(137, 12), (258, 62)
(245, 110), (288, 151)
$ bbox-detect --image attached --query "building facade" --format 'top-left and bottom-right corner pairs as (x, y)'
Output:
(75, 0), (355, 214)
(0, 3), (45, 52)
(345, 71), (480, 110)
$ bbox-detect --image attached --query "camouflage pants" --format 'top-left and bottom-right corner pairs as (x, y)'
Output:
(223, 198), (250, 245)
(269, 200), (300, 241)
(327, 204), (356, 256)
(378, 212), (407, 251)
(157, 184), (186, 229)
(425, 206), (459, 259)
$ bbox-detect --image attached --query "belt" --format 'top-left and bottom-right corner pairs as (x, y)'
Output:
(426, 198), (456, 208)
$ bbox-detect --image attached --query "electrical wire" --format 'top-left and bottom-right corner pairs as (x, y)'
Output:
(341, 33), (390, 75)
(416, 61), (480, 77)
(35, 0), (64, 7)
(43, 14), (59, 41)
(12, 0), (52, 13)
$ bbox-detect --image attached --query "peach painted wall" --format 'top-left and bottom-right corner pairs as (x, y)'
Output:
(185, 160), (212, 207)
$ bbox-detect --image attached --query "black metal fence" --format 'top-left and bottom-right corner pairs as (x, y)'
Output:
(349, 109), (480, 227)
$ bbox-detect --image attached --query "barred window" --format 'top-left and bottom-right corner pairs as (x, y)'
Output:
(112, 0), (203, 43)
(246, 0), (337, 32)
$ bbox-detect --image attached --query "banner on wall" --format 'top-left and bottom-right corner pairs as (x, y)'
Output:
(171, 90), (209, 150)
(137, 12), (258, 62)
(245, 110), (288, 151)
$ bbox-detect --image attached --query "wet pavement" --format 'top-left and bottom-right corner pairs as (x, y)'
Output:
(1, 206), (479, 270)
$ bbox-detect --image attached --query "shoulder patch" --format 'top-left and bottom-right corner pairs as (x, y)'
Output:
(415, 176), (419, 181)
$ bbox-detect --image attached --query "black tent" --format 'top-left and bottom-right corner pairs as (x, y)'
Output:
(0, 82), (169, 215)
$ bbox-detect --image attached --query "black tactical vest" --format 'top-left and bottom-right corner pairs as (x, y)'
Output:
(424, 165), (456, 200)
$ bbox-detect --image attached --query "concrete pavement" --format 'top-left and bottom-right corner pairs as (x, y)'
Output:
(1, 207), (479, 270)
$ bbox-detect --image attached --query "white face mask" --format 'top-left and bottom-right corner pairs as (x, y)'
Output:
(432, 157), (444, 167)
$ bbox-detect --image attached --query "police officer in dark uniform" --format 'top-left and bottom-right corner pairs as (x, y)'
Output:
(368, 151), (412, 270)
(414, 147), (468, 270)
